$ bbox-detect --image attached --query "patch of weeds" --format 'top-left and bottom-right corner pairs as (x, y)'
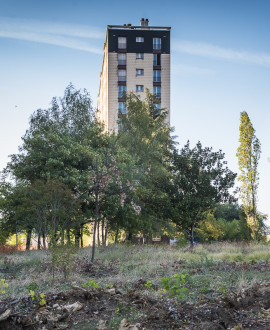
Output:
(107, 314), (124, 329)
(82, 279), (99, 288)
(161, 272), (189, 299)
(29, 289), (46, 307)
(50, 243), (78, 282)
(214, 281), (227, 295)
(25, 281), (39, 292)
(144, 280), (153, 291)
(232, 254), (244, 262)
(200, 286), (209, 294)
(59, 283), (72, 291)
(200, 255), (215, 268)
(106, 282), (113, 288)
(0, 278), (8, 294)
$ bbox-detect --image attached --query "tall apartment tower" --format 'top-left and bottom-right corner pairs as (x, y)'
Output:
(97, 18), (171, 132)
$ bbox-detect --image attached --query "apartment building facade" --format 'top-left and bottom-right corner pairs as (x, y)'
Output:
(97, 18), (171, 132)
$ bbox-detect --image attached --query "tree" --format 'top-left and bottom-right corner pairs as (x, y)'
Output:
(4, 84), (105, 245)
(236, 111), (261, 239)
(118, 92), (175, 237)
(170, 141), (237, 246)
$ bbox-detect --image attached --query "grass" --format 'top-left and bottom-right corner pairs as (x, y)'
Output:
(0, 242), (270, 302)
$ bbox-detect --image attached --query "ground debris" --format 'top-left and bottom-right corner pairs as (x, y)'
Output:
(0, 283), (270, 329)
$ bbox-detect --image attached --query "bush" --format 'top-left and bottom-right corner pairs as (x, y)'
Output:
(161, 272), (189, 299)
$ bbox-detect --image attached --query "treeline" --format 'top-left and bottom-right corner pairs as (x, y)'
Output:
(0, 85), (266, 260)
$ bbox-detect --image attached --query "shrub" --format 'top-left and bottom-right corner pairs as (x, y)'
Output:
(161, 272), (189, 299)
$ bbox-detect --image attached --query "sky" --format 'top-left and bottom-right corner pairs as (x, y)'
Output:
(0, 0), (269, 224)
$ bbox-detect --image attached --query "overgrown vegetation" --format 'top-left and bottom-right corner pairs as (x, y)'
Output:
(0, 243), (270, 328)
(1, 85), (265, 259)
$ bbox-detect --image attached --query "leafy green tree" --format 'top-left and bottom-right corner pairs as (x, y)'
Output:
(78, 144), (142, 261)
(4, 85), (105, 245)
(6, 84), (104, 188)
(0, 180), (81, 249)
(214, 203), (240, 222)
(236, 111), (261, 238)
(118, 92), (175, 238)
(170, 141), (237, 246)
(195, 213), (225, 242)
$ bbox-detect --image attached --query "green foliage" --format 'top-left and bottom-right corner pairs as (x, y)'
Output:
(214, 204), (241, 222)
(236, 111), (262, 238)
(144, 280), (153, 290)
(106, 283), (113, 288)
(118, 92), (175, 236)
(50, 243), (78, 281)
(215, 281), (227, 295)
(0, 279), (8, 294)
(195, 213), (225, 242)
(161, 272), (189, 299)
(29, 289), (46, 306)
(200, 255), (215, 268)
(170, 141), (237, 245)
(82, 279), (99, 288)
(25, 281), (39, 292)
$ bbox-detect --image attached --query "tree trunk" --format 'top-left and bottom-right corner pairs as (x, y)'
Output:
(75, 228), (80, 248)
(26, 228), (32, 251)
(104, 220), (108, 246)
(67, 229), (71, 244)
(91, 190), (99, 262)
(189, 225), (194, 248)
(115, 226), (119, 244)
(127, 232), (133, 243)
(97, 221), (100, 246)
(37, 233), (41, 250)
(101, 218), (105, 245)
(61, 230), (65, 244)
(42, 232), (46, 250)
(80, 225), (84, 248)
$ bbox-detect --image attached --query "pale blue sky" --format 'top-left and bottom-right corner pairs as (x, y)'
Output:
(0, 0), (269, 223)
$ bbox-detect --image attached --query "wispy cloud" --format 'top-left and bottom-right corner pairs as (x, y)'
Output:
(173, 40), (270, 67)
(0, 17), (104, 54)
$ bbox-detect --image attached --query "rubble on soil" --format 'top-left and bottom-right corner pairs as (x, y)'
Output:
(0, 283), (270, 329)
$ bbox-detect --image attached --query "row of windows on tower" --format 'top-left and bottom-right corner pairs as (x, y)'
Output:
(118, 53), (161, 65)
(118, 85), (161, 97)
(118, 70), (161, 82)
(118, 85), (161, 115)
(118, 37), (162, 50)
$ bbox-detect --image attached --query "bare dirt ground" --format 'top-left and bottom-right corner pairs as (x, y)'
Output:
(1, 243), (270, 329)
(1, 282), (270, 329)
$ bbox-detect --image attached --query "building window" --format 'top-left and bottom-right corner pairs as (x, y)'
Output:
(136, 69), (144, 76)
(118, 102), (126, 114)
(118, 53), (126, 65)
(153, 37), (161, 50)
(136, 37), (144, 42)
(118, 37), (127, 49)
(118, 69), (126, 81)
(118, 85), (126, 98)
(153, 70), (161, 82)
(136, 53), (144, 59)
(136, 85), (144, 92)
(153, 86), (161, 98)
(153, 54), (161, 66)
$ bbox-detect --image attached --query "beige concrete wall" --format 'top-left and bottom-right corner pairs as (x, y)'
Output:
(97, 39), (109, 131)
(126, 53), (153, 98)
(108, 52), (118, 132)
(161, 54), (170, 124)
(99, 51), (170, 133)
